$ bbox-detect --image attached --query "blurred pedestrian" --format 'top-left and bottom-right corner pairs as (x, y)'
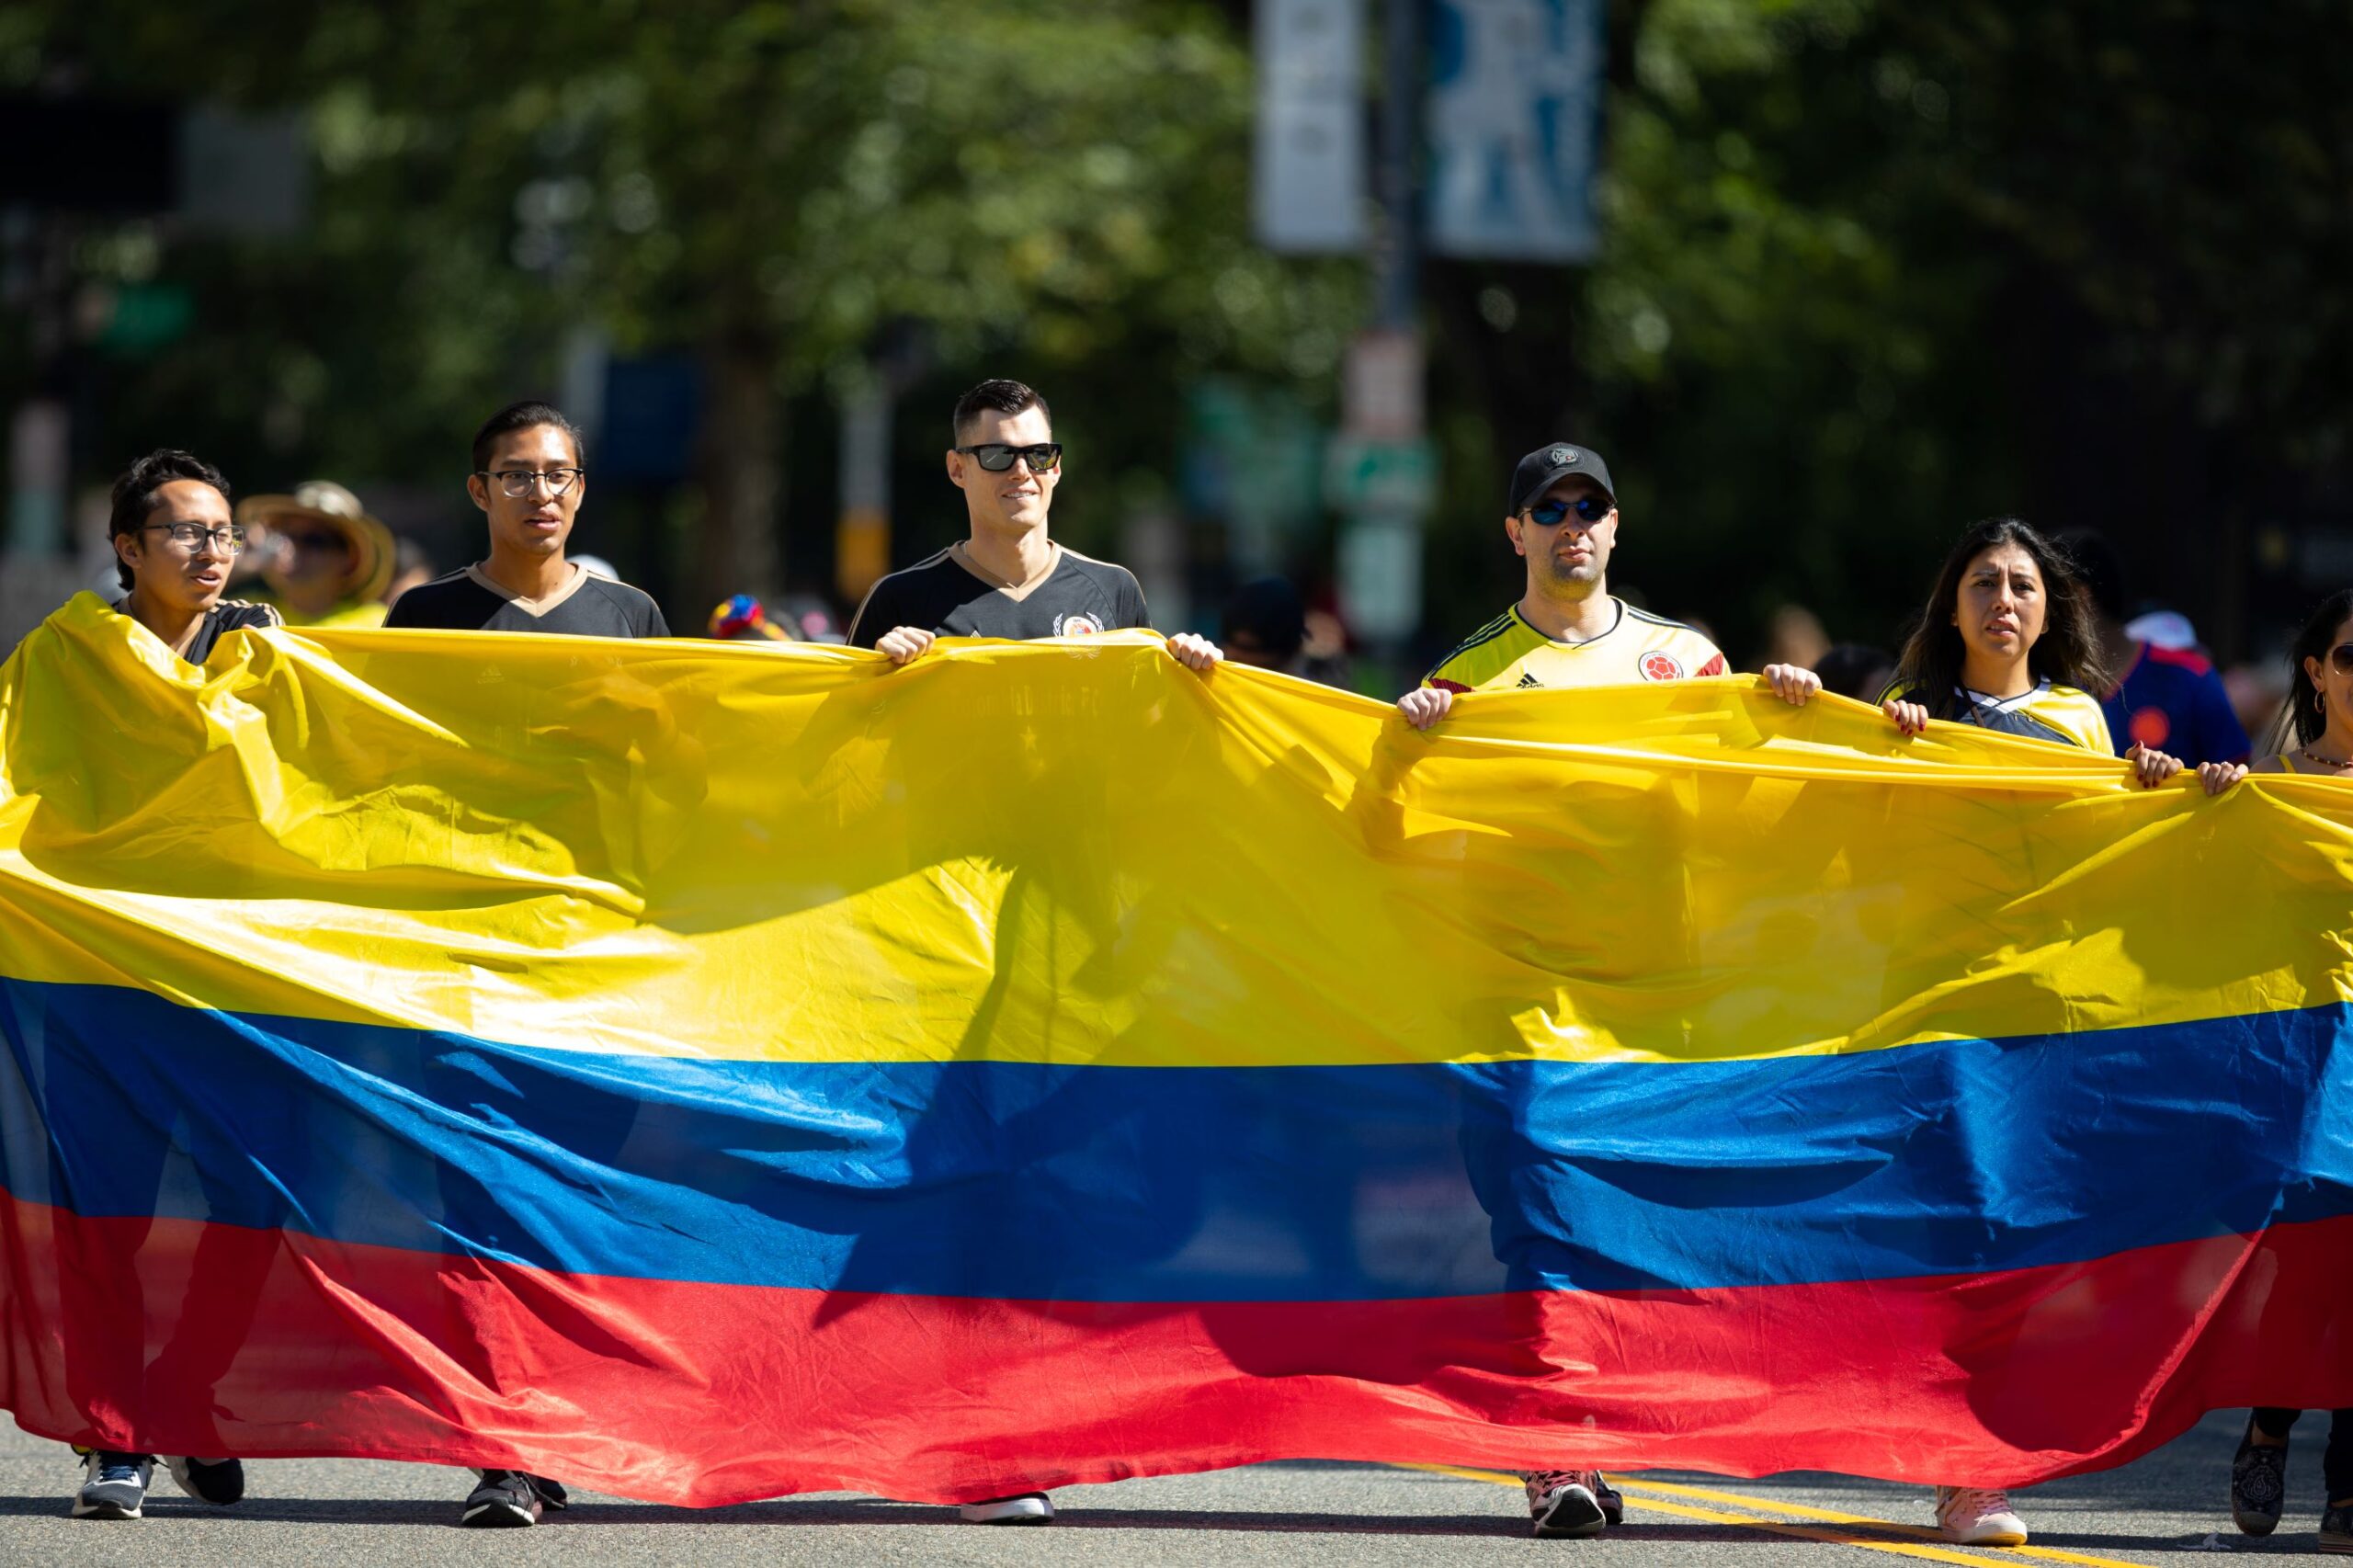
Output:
(708, 593), (790, 641)
(1814, 643), (1894, 704)
(381, 537), (436, 608)
(237, 480), (395, 630)
(1221, 575), (1308, 675)
(2061, 528), (2249, 765)
(1760, 604), (1831, 672)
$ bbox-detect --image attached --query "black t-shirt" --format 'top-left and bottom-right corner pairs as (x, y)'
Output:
(384, 564), (670, 638)
(847, 545), (1150, 647)
(114, 597), (282, 665)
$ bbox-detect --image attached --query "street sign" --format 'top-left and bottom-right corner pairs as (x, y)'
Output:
(1325, 435), (1438, 515)
(1427, 0), (1604, 262)
(1253, 0), (1370, 253)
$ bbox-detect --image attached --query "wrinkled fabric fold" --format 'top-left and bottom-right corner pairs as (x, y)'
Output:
(0, 593), (2347, 1504)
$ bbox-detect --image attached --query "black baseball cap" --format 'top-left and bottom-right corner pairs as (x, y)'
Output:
(1508, 442), (1616, 515)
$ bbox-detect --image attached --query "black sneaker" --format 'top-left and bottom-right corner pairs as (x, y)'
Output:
(73, 1451), (153, 1519)
(2231, 1425), (2287, 1537)
(2321, 1500), (2352, 1555)
(167, 1456), (245, 1506)
(525, 1474), (569, 1511)
(1525, 1471), (1608, 1539)
(1594, 1472), (1625, 1528)
(460, 1470), (542, 1528)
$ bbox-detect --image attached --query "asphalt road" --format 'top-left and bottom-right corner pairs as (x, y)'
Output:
(0, 1407), (2334, 1566)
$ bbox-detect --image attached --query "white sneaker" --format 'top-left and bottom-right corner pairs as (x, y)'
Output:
(1935, 1485), (2028, 1545)
(959, 1492), (1053, 1524)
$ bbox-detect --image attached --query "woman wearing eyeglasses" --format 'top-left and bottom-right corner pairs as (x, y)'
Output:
(107, 449), (282, 665)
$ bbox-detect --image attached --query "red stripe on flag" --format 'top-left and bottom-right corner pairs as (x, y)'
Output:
(3, 1191), (2346, 1506)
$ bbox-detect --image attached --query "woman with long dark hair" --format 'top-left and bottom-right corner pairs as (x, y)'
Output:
(1881, 517), (2236, 793)
(2243, 587), (2353, 780)
(2222, 591), (2352, 1551)
(1879, 520), (2229, 1548)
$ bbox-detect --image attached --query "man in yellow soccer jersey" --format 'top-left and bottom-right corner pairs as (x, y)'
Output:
(1395, 441), (1815, 1539)
(1399, 442), (1818, 729)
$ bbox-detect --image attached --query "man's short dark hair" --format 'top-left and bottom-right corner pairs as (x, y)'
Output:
(951, 380), (1051, 445)
(472, 400), (585, 475)
(108, 449), (230, 591)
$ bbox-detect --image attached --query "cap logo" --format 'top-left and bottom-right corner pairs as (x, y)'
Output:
(1551, 447), (1577, 466)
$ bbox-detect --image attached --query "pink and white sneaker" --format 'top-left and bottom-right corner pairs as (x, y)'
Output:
(1934, 1485), (2028, 1545)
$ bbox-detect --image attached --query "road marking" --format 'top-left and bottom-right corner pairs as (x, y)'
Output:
(1615, 1478), (2156, 1568)
(1413, 1466), (2154, 1568)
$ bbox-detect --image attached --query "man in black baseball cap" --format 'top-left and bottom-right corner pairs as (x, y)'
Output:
(1404, 440), (1816, 732)
(1507, 442), (1616, 518)
(1393, 439), (1820, 1538)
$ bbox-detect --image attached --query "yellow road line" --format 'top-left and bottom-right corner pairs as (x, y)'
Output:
(1615, 1478), (2154, 1568)
(1626, 1491), (2024, 1565)
(1414, 1466), (2154, 1568)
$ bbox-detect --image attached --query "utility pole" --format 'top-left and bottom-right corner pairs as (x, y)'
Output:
(1333, 0), (1434, 675)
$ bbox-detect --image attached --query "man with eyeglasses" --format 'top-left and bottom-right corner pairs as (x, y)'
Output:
(384, 400), (668, 638)
(383, 400), (662, 1528)
(847, 378), (1219, 674)
(103, 448), (282, 665)
(50, 449), (271, 1520)
(1395, 441), (1815, 1540)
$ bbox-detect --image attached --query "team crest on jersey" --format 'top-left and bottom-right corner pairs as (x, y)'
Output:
(1054, 613), (1105, 637)
(1639, 651), (1684, 681)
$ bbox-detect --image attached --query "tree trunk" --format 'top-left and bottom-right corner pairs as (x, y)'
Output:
(694, 326), (781, 612)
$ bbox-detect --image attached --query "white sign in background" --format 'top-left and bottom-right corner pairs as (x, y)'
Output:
(1427, 0), (1604, 263)
(1253, 0), (1370, 254)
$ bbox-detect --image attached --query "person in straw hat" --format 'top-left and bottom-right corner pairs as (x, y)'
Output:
(235, 479), (396, 629)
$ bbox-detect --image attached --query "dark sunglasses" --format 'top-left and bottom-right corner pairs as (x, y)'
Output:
(2327, 642), (2353, 675)
(1525, 495), (1613, 528)
(956, 442), (1063, 473)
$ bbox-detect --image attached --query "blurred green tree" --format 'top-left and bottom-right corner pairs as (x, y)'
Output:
(7, 0), (1358, 608)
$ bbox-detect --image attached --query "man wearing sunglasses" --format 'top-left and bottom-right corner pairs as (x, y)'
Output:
(1394, 442), (1813, 1540)
(384, 401), (668, 638)
(1404, 444), (1778, 730)
(847, 379), (1219, 673)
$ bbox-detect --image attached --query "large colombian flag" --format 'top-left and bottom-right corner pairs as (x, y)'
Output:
(0, 591), (2347, 1506)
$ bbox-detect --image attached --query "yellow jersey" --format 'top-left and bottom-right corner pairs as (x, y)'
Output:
(1424, 599), (1727, 693)
(1879, 679), (2113, 753)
